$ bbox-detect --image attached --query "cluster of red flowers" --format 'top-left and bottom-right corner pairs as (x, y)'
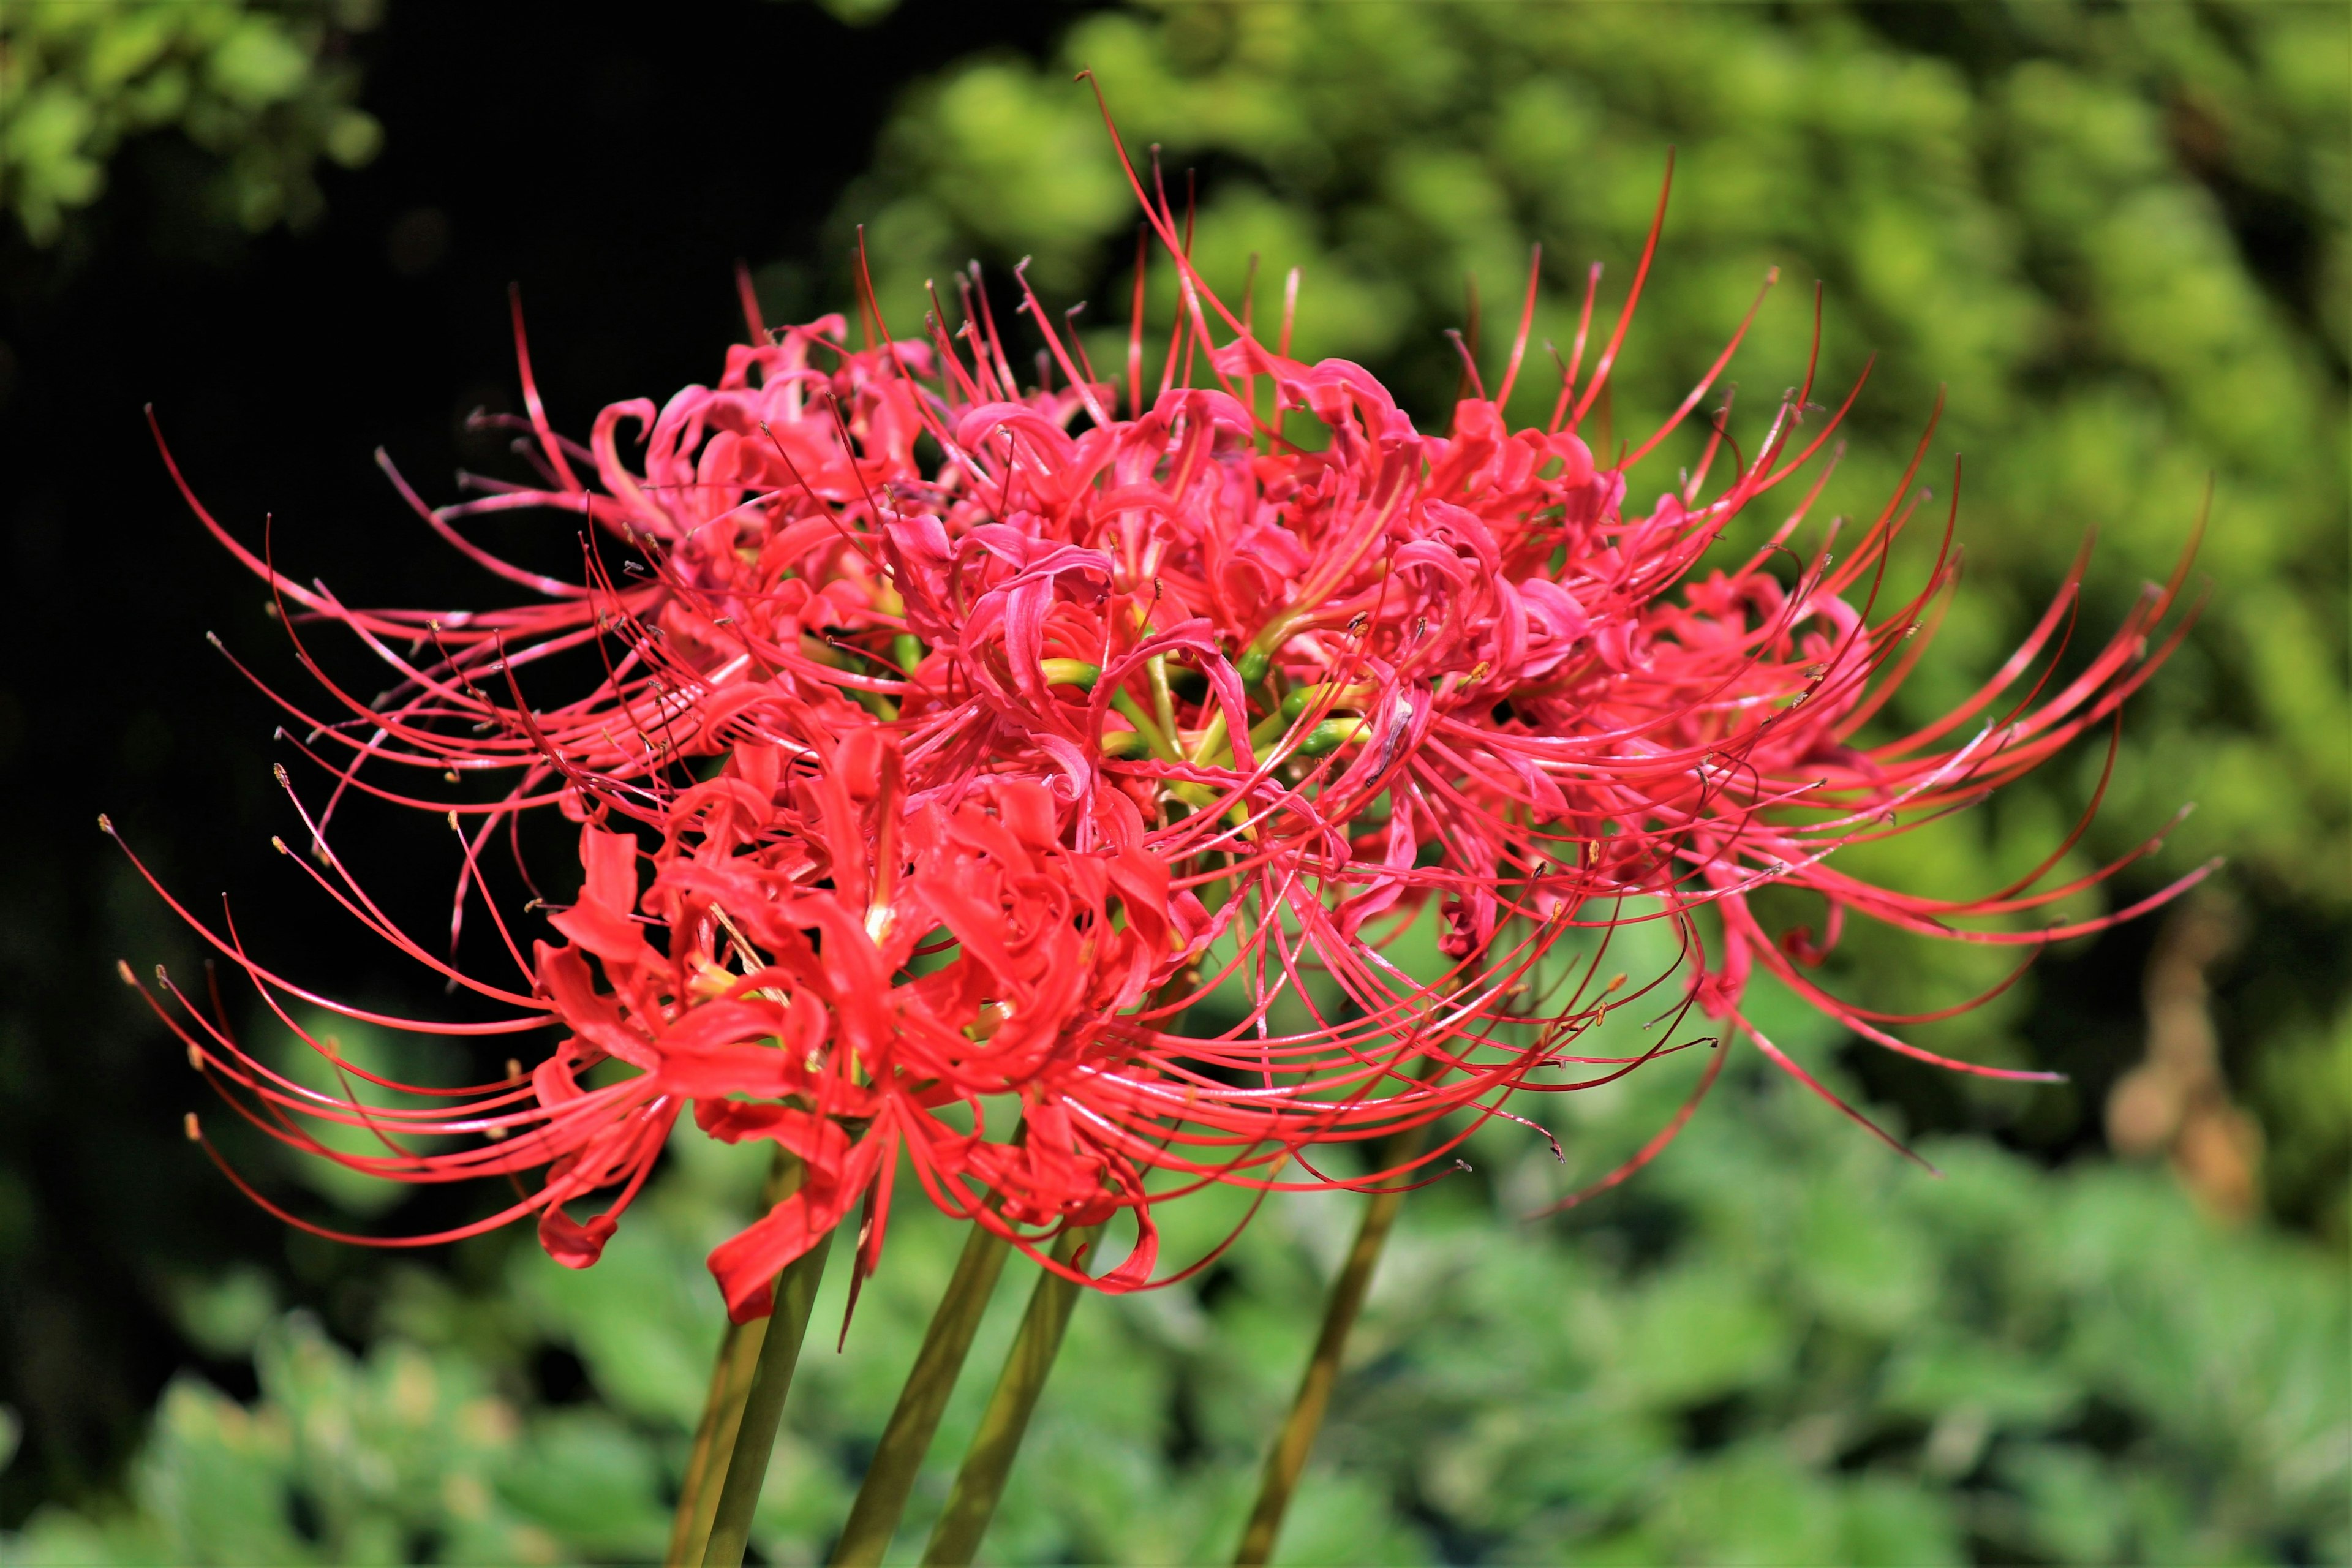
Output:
(116, 150), (2203, 1321)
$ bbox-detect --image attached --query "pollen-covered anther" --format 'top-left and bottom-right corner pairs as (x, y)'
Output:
(183, 1112), (202, 1142)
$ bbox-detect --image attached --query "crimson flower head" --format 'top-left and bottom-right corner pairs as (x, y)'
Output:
(116, 144), (2204, 1316)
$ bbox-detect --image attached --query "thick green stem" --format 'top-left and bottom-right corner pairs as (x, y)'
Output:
(1235, 1043), (1458, 1567)
(667, 1151), (802, 1568)
(827, 1223), (1014, 1566)
(702, 1222), (839, 1567)
(1147, 652), (1180, 741)
(1230, 1175), (1413, 1566)
(666, 1315), (766, 1567)
(920, 1225), (1098, 1566)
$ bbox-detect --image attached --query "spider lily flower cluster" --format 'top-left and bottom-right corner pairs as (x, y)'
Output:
(115, 159), (2203, 1326)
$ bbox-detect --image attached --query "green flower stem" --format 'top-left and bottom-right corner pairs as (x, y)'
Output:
(919, 1224), (1099, 1566)
(1039, 658), (1100, 691)
(1147, 652), (1180, 741)
(827, 1221), (1015, 1566)
(668, 1150), (803, 1568)
(667, 1316), (764, 1567)
(1234, 1048), (1456, 1568)
(1109, 687), (1177, 762)
(1229, 1170), (1414, 1566)
(1188, 704), (1232, 766)
(702, 1219), (840, 1567)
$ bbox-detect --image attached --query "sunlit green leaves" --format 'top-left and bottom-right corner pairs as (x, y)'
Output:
(13, 1050), (2344, 1562)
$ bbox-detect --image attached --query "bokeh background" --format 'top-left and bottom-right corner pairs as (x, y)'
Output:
(0, 2), (2344, 1562)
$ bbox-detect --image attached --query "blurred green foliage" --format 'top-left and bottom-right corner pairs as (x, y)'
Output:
(816, 0), (2350, 1232)
(0, 0), (381, 244)
(6, 966), (2345, 1564)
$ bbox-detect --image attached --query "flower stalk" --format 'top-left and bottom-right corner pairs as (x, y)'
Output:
(668, 1151), (803, 1566)
(1231, 1170), (1416, 1567)
(702, 1213), (839, 1568)
(827, 1220), (1015, 1565)
(1234, 1044), (1459, 1566)
(668, 1316), (765, 1566)
(921, 1224), (1099, 1566)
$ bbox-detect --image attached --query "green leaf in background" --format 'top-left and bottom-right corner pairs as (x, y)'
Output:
(0, 0), (382, 245)
(14, 1006), (2340, 1564)
(7, 1314), (567, 1566)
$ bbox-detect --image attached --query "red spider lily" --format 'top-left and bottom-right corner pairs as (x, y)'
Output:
(118, 146), (2203, 1313)
(116, 686), (1600, 1319)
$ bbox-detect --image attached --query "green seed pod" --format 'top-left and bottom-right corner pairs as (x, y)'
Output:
(1294, 718), (1368, 758)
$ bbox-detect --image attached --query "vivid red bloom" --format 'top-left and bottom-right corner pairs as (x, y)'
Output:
(117, 149), (2203, 1313)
